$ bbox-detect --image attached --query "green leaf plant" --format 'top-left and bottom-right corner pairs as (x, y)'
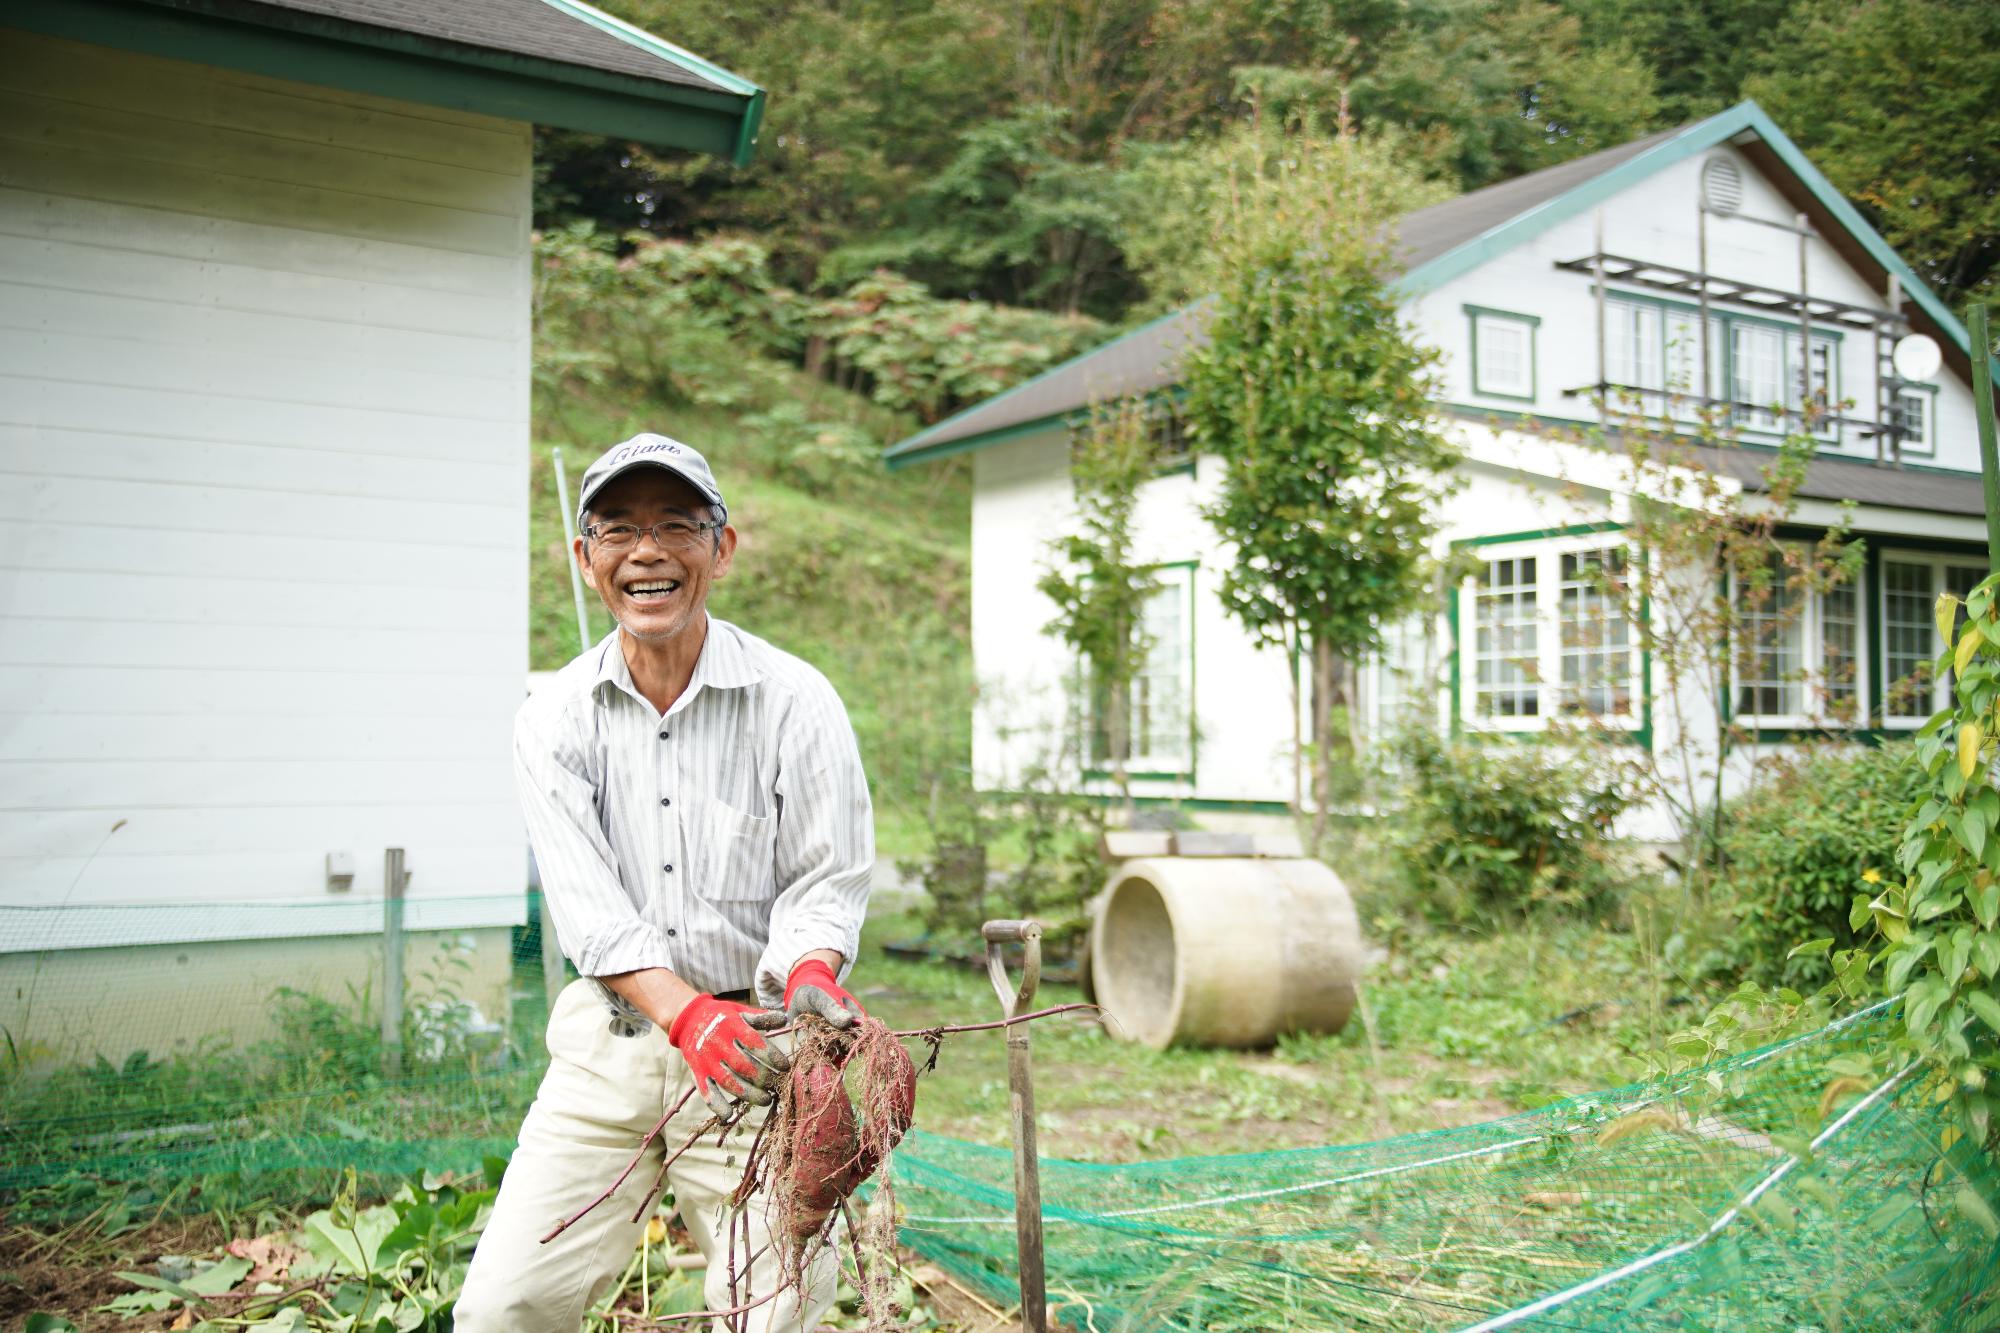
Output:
(1868, 573), (2000, 1149)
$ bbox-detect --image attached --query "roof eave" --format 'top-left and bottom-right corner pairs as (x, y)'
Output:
(6, 0), (764, 163)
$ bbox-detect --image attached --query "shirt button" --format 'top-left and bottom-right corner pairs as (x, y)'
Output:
(659, 731), (669, 740)
(663, 864), (674, 873)
(666, 927), (678, 937)
(660, 796), (671, 807)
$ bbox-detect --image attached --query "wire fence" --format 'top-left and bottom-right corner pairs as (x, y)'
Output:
(5, 901), (1995, 1329)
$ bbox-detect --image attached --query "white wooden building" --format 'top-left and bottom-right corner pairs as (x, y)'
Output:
(0, 0), (761, 1057)
(884, 105), (1991, 837)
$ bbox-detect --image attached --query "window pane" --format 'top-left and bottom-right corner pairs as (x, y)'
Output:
(1784, 333), (1838, 438)
(1087, 571), (1191, 770)
(1733, 325), (1785, 431)
(1558, 548), (1634, 718)
(1734, 552), (1802, 717)
(1607, 299), (1664, 414)
(1136, 579), (1188, 766)
(1819, 580), (1859, 719)
(1884, 560), (1937, 719)
(1897, 392), (1929, 448)
(1473, 556), (1539, 719)
(1476, 315), (1532, 397)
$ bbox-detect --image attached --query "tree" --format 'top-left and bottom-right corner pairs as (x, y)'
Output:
(1037, 397), (1162, 820)
(1176, 120), (1459, 845)
(1745, 0), (2000, 308)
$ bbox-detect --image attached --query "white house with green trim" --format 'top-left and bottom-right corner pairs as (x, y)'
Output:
(0, 0), (761, 1060)
(883, 105), (1991, 834)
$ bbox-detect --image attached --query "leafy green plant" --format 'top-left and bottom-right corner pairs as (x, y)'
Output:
(1713, 743), (1926, 987)
(807, 270), (1104, 423)
(1385, 726), (1636, 923)
(1865, 573), (2000, 1148)
(900, 768), (1104, 956)
(1037, 397), (1162, 818)
(1175, 116), (1459, 846)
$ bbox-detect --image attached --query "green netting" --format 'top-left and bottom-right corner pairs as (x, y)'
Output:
(894, 1002), (2000, 1330)
(6, 901), (1997, 1329)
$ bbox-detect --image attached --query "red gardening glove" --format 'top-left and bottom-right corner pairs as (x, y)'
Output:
(667, 994), (789, 1116)
(785, 958), (865, 1029)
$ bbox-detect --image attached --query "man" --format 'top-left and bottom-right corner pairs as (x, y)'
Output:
(456, 434), (873, 1332)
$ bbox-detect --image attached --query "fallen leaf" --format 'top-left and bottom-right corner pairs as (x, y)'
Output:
(171, 1307), (196, 1330)
(227, 1235), (302, 1284)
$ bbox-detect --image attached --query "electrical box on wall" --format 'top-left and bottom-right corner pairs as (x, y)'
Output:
(326, 851), (355, 892)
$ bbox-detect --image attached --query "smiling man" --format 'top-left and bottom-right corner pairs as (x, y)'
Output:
(455, 434), (871, 1332)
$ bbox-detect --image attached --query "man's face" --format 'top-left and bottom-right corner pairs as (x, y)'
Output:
(575, 468), (736, 644)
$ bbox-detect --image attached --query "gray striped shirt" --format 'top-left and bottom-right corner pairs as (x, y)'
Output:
(515, 617), (872, 1018)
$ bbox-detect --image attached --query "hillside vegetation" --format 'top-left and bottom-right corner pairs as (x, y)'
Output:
(526, 230), (1094, 854)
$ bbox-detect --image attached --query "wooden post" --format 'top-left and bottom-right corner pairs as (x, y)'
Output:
(538, 891), (566, 1012)
(983, 919), (1046, 1333)
(382, 848), (406, 1078)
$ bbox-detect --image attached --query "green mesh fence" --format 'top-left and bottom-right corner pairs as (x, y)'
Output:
(894, 1001), (2000, 1330)
(5, 901), (1997, 1329)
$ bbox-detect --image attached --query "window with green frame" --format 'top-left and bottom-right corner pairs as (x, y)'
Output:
(1892, 384), (1939, 455)
(1467, 306), (1538, 401)
(1604, 292), (1839, 440)
(1458, 535), (1642, 732)
(1881, 551), (1985, 725)
(1726, 547), (1864, 726)
(1086, 563), (1194, 775)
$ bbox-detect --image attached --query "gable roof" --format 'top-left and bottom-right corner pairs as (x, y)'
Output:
(884, 103), (1989, 473)
(9, 0), (765, 164)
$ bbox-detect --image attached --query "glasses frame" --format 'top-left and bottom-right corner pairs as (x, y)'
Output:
(581, 518), (726, 553)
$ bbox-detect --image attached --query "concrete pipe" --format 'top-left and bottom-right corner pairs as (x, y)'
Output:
(1090, 857), (1362, 1049)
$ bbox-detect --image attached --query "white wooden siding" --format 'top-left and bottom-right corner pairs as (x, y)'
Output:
(0, 31), (532, 947)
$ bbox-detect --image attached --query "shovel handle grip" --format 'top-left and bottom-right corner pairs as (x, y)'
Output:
(981, 918), (1043, 1019)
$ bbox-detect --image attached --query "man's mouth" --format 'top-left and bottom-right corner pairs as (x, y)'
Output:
(624, 579), (682, 603)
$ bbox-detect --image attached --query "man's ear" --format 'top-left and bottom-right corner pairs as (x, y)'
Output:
(574, 535), (599, 593)
(710, 524), (738, 579)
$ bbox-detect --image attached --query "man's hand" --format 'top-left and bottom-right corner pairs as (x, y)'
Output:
(785, 957), (865, 1029)
(667, 994), (790, 1116)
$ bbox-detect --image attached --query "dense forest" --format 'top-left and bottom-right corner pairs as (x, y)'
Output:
(543, 0), (1999, 326)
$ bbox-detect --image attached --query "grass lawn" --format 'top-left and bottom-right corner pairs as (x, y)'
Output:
(862, 911), (1665, 1163)
(0, 908), (1681, 1331)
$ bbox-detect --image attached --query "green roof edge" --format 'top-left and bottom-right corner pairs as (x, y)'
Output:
(883, 100), (1996, 466)
(534, 0), (761, 98)
(8, 0), (761, 162)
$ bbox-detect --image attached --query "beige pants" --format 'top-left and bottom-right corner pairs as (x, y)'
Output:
(455, 981), (838, 1333)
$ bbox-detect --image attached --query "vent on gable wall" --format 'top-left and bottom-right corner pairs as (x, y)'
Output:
(1700, 156), (1743, 216)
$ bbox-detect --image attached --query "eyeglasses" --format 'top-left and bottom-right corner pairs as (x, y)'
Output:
(582, 519), (724, 553)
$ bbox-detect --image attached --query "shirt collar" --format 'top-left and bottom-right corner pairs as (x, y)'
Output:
(591, 616), (762, 711)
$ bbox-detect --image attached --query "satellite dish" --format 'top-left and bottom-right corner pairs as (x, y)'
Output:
(1892, 333), (1942, 382)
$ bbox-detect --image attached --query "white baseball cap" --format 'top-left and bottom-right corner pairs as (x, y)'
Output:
(575, 433), (727, 529)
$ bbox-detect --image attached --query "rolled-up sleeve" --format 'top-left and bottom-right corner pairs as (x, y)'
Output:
(514, 703), (673, 979)
(755, 675), (874, 1006)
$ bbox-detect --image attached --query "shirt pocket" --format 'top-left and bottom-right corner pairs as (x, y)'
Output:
(688, 789), (777, 903)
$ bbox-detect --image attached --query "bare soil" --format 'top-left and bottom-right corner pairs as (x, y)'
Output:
(1, 1215), (225, 1331)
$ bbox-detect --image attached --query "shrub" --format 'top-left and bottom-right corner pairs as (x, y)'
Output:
(1385, 727), (1636, 924)
(1715, 742), (1925, 987)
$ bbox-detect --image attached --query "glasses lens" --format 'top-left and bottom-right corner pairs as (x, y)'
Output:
(654, 522), (705, 550)
(594, 524), (640, 550)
